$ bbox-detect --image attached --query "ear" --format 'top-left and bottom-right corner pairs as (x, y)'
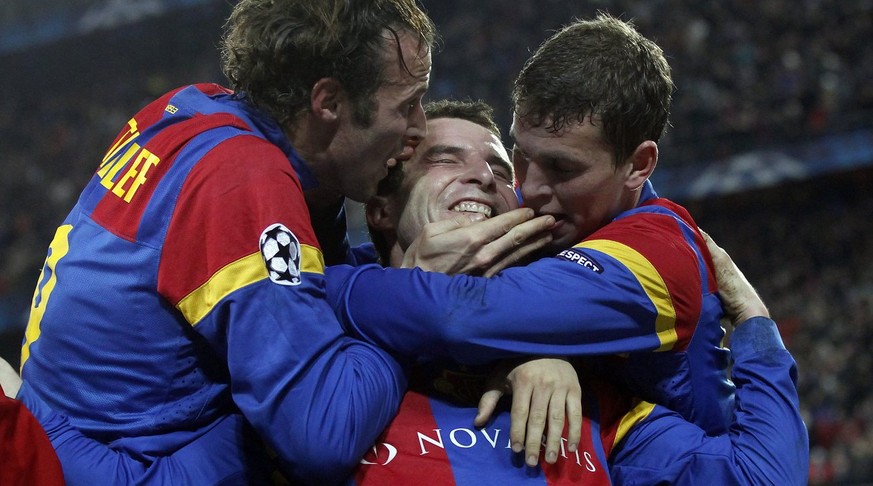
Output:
(623, 140), (658, 190)
(365, 195), (398, 233)
(310, 78), (343, 122)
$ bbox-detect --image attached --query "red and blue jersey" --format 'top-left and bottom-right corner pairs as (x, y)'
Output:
(18, 84), (407, 484)
(327, 181), (735, 435)
(609, 317), (809, 485)
(350, 362), (635, 486)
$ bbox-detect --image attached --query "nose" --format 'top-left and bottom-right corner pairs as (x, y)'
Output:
(461, 157), (497, 190)
(406, 101), (427, 142)
(518, 160), (551, 204)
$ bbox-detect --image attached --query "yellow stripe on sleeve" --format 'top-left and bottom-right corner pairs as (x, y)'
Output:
(613, 399), (656, 449)
(575, 240), (677, 351)
(298, 244), (326, 275)
(178, 244), (324, 326)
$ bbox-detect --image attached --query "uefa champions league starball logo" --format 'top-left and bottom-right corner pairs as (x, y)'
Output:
(259, 223), (302, 286)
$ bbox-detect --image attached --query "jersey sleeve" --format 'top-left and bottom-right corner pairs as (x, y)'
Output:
(156, 135), (407, 483)
(326, 209), (710, 365)
(608, 317), (808, 485)
(17, 383), (272, 485)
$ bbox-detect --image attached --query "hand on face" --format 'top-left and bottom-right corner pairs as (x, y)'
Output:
(400, 207), (554, 276)
(511, 115), (650, 251)
(385, 117), (553, 274)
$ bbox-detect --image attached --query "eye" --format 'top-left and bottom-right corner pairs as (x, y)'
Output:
(491, 165), (514, 184)
(403, 97), (421, 115)
(546, 158), (575, 173)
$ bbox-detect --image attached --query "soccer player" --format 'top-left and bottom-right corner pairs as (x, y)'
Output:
(349, 99), (807, 485)
(11, 1), (541, 484)
(1, 99), (806, 485)
(328, 14), (735, 457)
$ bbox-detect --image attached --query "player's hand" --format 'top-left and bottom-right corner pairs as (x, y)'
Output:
(0, 356), (22, 399)
(401, 208), (554, 276)
(702, 229), (769, 327)
(475, 358), (582, 467)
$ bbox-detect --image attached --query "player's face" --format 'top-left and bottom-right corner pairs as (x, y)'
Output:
(331, 29), (431, 203)
(511, 114), (637, 250)
(393, 118), (517, 250)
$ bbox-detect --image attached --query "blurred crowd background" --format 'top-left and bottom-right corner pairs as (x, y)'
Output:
(1, 1), (871, 484)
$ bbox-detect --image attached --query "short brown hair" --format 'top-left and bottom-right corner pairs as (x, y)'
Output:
(424, 99), (501, 139)
(221, 0), (437, 127)
(512, 13), (674, 166)
(374, 99), (502, 198)
(368, 99), (503, 265)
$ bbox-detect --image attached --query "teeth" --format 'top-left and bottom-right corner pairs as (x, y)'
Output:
(451, 201), (492, 218)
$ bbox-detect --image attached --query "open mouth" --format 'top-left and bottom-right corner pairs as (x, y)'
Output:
(451, 201), (493, 218)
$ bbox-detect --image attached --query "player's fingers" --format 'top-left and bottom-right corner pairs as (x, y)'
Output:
(483, 232), (553, 277)
(523, 387), (551, 467)
(475, 389), (504, 427)
(480, 213), (553, 256)
(471, 208), (537, 241)
(422, 211), (486, 237)
(509, 383), (533, 454)
(542, 389), (568, 464)
(454, 208), (551, 252)
(565, 387), (583, 453)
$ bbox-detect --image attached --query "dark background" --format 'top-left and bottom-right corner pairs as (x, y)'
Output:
(1, 1), (871, 483)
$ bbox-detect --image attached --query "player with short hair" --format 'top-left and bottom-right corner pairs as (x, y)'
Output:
(2, 98), (806, 485)
(15, 1), (463, 483)
(349, 99), (807, 485)
(327, 15), (734, 453)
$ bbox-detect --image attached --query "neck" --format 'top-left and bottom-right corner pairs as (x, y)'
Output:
(286, 114), (337, 200)
(304, 186), (344, 219)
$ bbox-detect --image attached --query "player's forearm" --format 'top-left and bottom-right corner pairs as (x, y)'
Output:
(726, 316), (808, 485)
(327, 262), (670, 366)
(610, 317), (807, 485)
(17, 382), (154, 485)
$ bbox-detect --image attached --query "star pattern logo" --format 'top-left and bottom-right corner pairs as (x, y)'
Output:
(259, 223), (302, 286)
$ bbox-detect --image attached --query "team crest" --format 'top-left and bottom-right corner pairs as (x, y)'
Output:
(259, 223), (302, 286)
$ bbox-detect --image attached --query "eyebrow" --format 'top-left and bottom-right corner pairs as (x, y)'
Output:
(425, 144), (513, 176)
(422, 144), (465, 159)
(488, 153), (514, 177)
(512, 144), (573, 164)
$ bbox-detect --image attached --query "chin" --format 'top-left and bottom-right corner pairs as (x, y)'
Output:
(550, 230), (581, 251)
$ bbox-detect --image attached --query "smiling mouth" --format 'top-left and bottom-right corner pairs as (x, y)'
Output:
(451, 201), (493, 218)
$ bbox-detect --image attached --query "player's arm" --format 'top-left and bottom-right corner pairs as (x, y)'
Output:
(16, 388), (268, 485)
(326, 221), (697, 366)
(609, 317), (808, 485)
(609, 232), (807, 484)
(7, 351), (251, 485)
(160, 136), (407, 484)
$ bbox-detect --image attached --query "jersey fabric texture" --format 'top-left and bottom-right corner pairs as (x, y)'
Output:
(349, 362), (630, 485)
(326, 181), (735, 435)
(17, 84), (406, 484)
(348, 317), (807, 486)
(610, 317), (809, 485)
